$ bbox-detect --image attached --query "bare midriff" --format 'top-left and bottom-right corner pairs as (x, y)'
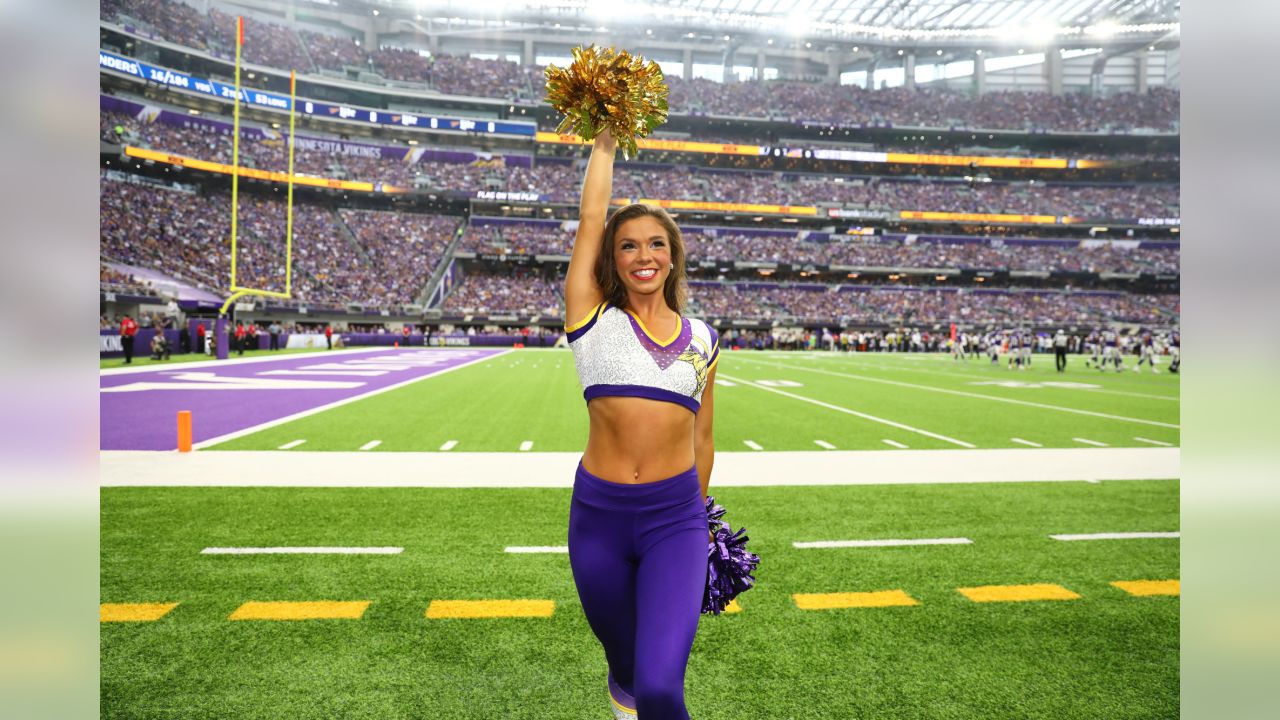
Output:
(582, 396), (695, 484)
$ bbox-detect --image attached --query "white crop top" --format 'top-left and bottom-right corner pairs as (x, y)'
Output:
(565, 300), (720, 414)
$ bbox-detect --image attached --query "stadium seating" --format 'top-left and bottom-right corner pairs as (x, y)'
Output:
(101, 109), (1179, 219)
(101, 0), (1179, 132)
(100, 176), (458, 307)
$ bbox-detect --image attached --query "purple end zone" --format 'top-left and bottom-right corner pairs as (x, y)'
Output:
(100, 348), (505, 450)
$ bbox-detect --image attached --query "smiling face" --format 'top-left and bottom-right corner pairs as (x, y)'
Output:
(614, 214), (673, 298)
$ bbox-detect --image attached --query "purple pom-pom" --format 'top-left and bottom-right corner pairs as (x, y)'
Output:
(702, 495), (760, 615)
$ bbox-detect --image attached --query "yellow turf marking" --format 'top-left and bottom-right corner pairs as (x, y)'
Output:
(793, 590), (919, 609)
(100, 603), (179, 622)
(228, 601), (370, 621)
(425, 599), (555, 619)
(704, 599), (743, 615)
(957, 583), (1081, 603)
(1112, 579), (1180, 596)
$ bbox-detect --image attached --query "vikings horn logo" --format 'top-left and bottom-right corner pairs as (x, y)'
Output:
(678, 336), (711, 398)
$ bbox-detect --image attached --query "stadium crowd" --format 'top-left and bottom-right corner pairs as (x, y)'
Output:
(439, 273), (562, 316)
(101, 110), (1179, 217)
(103, 0), (1178, 132)
(99, 177), (458, 307)
(683, 283), (1176, 325)
(459, 226), (1178, 274)
(432, 272), (1174, 326)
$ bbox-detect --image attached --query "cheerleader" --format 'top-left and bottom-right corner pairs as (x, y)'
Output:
(564, 127), (720, 720)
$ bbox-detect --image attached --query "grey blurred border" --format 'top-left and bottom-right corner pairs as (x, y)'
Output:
(0, 0), (1271, 716)
(0, 0), (100, 716)
(1183, 1), (1280, 718)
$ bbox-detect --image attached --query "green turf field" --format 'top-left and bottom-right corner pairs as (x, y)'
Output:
(103, 350), (1179, 717)
(208, 349), (1180, 451)
(101, 478), (1178, 719)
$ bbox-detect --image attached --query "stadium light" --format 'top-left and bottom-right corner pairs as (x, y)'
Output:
(1089, 21), (1120, 38)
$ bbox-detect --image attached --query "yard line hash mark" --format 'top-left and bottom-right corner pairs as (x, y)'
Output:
(278, 439), (306, 450)
(201, 547), (404, 555)
(1050, 532), (1179, 541)
(794, 538), (972, 549)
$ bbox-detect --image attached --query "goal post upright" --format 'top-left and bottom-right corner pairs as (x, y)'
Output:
(217, 17), (298, 359)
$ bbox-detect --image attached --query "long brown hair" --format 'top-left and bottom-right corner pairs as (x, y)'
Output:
(595, 203), (688, 314)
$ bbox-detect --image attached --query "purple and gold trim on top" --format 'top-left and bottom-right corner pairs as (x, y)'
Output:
(625, 311), (691, 372)
(622, 307), (684, 347)
(584, 384), (701, 414)
(565, 301), (608, 343)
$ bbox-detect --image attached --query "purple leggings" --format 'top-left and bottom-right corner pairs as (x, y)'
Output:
(569, 458), (708, 720)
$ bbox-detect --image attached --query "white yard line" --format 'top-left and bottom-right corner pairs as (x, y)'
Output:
(190, 349), (511, 449)
(1010, 438), (1043, 448)
(814, 440), (837, 450)
(278, 439), (306, 450)
(743, 440), (764, 450)
(359, 440), (382, 451)
(201, 546), (403, 555)
(1134, 437), (1174, 447)
(731, 357), (1181, 429)
(504, 546), (568, 554)
(794, 537), (972, 549)
(1050, 532), (1179, 541)
(440, 440), (458, 451)
(882, 439), (909, 449)
(519, 441), (534, 451)
(717, 372), (975, 448)
(1073, 437), (1109, 447)
(101, 447), (1179, 487)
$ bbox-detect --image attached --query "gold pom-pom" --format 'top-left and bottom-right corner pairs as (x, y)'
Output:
(544, 45), (669, 160)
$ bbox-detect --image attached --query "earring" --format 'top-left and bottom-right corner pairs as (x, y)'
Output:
(669, 263), (674, 269)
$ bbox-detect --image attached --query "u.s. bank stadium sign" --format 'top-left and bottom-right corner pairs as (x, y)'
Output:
(99, 51), (536, 137)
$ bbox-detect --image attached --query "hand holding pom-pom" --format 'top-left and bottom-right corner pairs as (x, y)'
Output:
(702, 496), (760, 615)
(544, 45), (668, 160)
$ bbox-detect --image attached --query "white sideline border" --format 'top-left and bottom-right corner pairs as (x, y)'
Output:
(100, 447), (1179, 488)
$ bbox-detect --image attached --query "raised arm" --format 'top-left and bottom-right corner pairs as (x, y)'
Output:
(564, 129), (616, 326)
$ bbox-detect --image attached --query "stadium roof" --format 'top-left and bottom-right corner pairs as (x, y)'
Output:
(379, 1), (1178, 43)
(646, 0), (1179, 32)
